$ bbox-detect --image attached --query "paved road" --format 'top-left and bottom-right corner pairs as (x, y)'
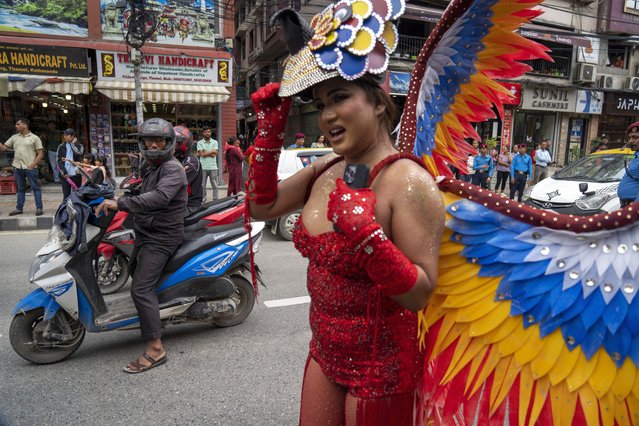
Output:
(0, 230), (311, 425)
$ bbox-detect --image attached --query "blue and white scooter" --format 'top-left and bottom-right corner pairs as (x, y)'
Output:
(9, 198), (265, 364)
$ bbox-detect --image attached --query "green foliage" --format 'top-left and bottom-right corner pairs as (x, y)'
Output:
(15, 0), (87, 27)
(485, 137), (499, 149)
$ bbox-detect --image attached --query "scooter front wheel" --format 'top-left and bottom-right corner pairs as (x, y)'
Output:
(10, 308), (85, 365)
(212, 275), (256, 327)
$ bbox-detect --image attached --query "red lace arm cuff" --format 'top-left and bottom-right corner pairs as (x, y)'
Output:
(353, 223), (418, 296)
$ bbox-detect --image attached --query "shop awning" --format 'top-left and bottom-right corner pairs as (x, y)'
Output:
(0, 74), (92, 95)
(95, 81), (230, 104)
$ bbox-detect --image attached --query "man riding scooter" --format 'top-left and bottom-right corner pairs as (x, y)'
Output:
(97, 118), (187, 373)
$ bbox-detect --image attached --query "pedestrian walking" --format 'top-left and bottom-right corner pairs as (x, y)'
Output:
(44, 121), (62, 183)
(509, 143), (532, 201)
(494, 144), (511, 193)
(0, 118), (45, 216)
(57, 128), (84, 200)
(196, 126), (218, 201)
(226, 136), (244, 196)
(532, 138), (553, 185)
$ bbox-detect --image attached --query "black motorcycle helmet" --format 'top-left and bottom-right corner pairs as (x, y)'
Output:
(138, 118), (176, 166)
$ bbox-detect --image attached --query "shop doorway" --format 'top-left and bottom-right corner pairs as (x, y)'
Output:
(566, 118), (587, 164)
(513, 111), (557, 150)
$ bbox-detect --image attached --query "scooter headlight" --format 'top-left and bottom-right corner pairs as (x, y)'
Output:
(576, 193), (613, 211)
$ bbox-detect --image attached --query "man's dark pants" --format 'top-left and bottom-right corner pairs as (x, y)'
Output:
(472, 171), (489, 189)
(130, 242), (179, 340)
(13, 167), (43, 211)
(510, 173), (527, 201)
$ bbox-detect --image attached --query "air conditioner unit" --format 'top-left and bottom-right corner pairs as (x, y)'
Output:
(575, 63), (596, 83)
(626, 77), (639, 92)
(597, 75), (614, 89)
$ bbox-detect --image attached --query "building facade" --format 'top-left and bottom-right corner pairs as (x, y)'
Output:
(0, 0), (237, 179)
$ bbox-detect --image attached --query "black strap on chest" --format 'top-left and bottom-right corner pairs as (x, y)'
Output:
(303, 152), (427, 203)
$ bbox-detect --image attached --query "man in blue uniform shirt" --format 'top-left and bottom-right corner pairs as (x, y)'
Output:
(472, 143), (493, 189)
(510, 143), (533, 202)
(618, 121), (639, 207)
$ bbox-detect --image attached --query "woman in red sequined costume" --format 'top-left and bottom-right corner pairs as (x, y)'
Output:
(245, 6), (445, 426)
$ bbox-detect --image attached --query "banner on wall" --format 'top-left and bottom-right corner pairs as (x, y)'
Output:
(101, 0), (216, 47)
(0, 43), (89, 77)
(501, 108), (514, 146)
(498, 82), (521, 106)
(97, 51), (231, 86)
(0, 0), (87, 36)
(389, 71), (410, 95)
(576, 90), (603, 114)
(521, 87), (578, 112)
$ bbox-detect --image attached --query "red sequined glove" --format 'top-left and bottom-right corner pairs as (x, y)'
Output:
(248, 83), (292, 204)
(327, 179), (418, 296)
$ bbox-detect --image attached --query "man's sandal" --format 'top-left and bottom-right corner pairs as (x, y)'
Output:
(123, 352), (167, 374)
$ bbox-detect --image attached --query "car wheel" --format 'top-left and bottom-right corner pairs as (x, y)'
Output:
(277, 211), (301, 241)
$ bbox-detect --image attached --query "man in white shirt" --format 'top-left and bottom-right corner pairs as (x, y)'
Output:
(196, 126), (218, 201)
(532, 138), (553, 185)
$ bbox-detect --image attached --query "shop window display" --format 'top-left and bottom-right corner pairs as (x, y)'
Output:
(110, 102), (218, 177)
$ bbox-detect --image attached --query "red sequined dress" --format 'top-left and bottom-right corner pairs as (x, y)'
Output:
(291, 154), (424, 399)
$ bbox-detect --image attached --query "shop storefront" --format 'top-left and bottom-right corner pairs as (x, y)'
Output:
(600, 93), (639, 148)
(0, 42), (91, 178)
(95, 50), (231, 177)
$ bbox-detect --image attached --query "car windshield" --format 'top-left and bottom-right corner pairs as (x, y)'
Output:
(553, 153), (634, 182)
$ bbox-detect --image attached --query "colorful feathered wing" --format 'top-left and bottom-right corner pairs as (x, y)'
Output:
(417, 181), (639, 425)
(394, 0), (639, 423)
(396, 0), (550, 177)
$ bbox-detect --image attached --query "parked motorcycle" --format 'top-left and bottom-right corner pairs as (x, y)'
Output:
(9, 197), (265, 365)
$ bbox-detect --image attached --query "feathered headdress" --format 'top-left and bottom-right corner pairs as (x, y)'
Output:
(272, 0), (405, 97)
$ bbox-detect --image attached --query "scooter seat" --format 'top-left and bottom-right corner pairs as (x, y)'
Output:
(164, 223), (248, 273)
(183, 196), (241, 227)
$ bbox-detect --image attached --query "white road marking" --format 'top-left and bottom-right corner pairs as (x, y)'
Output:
(264, 296), (310, 308)
(1, 229), (48, 235)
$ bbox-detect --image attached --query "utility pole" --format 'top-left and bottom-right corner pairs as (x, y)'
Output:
(130, 48), (144, 123)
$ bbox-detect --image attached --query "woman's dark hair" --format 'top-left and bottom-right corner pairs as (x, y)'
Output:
(352, 77), (397, 138)
(96, 154), (111, 178)
(315, 134), (324, 143)
(84, 153), (96, 164)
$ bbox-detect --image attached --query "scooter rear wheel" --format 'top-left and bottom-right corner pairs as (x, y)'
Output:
(97, 252), (130, 295)
(212, 275), (256, 327)
(10, 308), (85, 365)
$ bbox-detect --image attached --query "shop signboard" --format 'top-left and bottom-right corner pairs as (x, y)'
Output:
(604, 93), (639, 115)
(0, 43), (89, 77)
(498, 82), (521, 106)
(97, 50), (231, 86)
(0, 0), (87, 37)
(390, 71), (410, 95)
(501, 108), (514, 146)
(576, 90), (603, 114)
(101, 0), (217, 47)
(521, 86), (577, 112)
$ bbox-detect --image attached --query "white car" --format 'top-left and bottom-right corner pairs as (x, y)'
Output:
(270, 147), (334, 240)
(525, 148), (634, 215)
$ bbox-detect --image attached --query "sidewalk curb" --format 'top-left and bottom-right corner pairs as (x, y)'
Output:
(0, 216), (53, 231)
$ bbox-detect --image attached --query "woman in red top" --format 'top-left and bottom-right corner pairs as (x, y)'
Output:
(226, 136), (244, 196)
(245, 5), (444, 425)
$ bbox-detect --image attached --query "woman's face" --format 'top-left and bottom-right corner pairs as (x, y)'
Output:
(317, 135), (324, 144)
(314, 79), (384, 156)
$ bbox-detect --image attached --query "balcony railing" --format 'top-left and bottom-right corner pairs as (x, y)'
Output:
(393, 34), (427, 60)
(521, 56), (571, 78)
